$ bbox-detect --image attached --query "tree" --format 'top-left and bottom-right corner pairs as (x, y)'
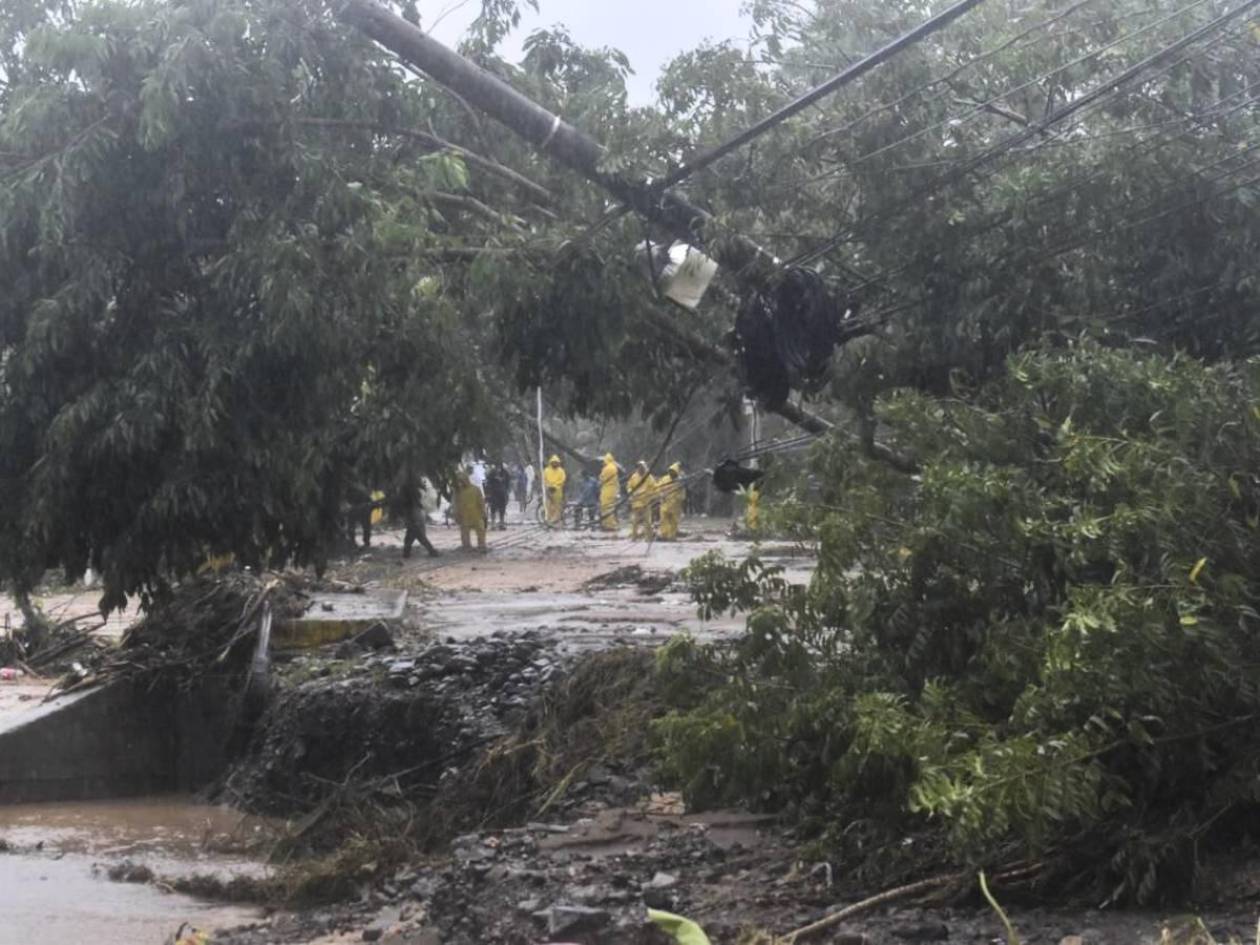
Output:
(0, 0), (506, 610)
(661, 343), (1260, 902)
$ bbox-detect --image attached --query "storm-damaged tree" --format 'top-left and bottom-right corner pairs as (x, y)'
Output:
(0, 0), (511, 613)
(0, 0), (736, 621)
(637, 0), (1260, 905)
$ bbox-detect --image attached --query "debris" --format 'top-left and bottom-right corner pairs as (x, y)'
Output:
(581, 565), (674, 594)
(735, 267), (850, 408)
(166, 925), (210, 945)
(106, 861), (156, 883)
(711, 460), (765, 494)
(642, 792), (685, 816)
(0, 667), (24, 681)
(352, 622), (396, 651)
(535, 904), (610, 937)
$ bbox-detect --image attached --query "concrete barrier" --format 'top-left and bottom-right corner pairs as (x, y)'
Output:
(0, 677), (239, 804)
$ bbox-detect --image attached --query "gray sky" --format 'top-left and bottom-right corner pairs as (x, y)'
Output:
(428, 0), (752, 103)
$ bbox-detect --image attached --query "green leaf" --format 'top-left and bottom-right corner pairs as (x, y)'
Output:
(647, 910), (712, 945)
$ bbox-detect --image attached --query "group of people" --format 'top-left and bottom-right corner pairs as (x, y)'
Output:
(542, 453), (686, 540)
(345, 450), (689, 560)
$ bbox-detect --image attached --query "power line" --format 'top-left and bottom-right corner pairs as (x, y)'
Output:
(845, 136), (1260, 335)
(650, 0), (990, 194)
(808, 80), (1260, 300)
(792, 0), (1260, 267)
(803, 0), (1102, 152)
(828, 0), (1218, 177)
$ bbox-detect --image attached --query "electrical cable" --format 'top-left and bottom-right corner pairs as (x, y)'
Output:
(792, 0), (1260, 267)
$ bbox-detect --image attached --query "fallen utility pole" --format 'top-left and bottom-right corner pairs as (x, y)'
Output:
(339, 0), (778, 283)
(338, 0), (837, 437)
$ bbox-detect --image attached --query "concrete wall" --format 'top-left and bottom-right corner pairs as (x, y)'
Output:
(0, 677), (239, 804)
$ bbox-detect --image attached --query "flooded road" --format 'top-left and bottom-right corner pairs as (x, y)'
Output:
(0, 798), (273, 945)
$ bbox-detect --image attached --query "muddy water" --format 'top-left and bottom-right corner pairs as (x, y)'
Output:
(0, 797), (273, 945)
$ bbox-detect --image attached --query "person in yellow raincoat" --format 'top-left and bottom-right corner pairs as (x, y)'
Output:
(657, 462), (685, 541)
(543, 455), (567, 525)
(743, 484), (760, 532)
(626, 460), (656, 540)
(453, 469), (487, 551)
(599, 452), (621, 531)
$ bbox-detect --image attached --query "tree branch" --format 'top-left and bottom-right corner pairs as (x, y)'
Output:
(856, 405), (919, 474)
(296, 117), (554, 205)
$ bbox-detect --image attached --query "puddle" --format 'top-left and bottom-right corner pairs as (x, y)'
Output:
(0, 797), (276, 944)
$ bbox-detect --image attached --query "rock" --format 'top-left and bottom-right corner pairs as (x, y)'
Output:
(362, 926), (385, 942)
(387, 660), (416, 675)
(353, 622), (396, 651)
(106, 861), (154, 884)
(646, 872), (678, 890)
(566, 883), (604, 903)
(533, 905), (611, 937)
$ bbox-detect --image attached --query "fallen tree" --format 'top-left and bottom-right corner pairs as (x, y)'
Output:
(656, 343), (1260, 905)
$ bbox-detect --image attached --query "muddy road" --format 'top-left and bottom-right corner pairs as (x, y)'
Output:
(326, 510), (812, 650)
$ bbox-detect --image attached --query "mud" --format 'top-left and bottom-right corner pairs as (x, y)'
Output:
(208, 799), (1260, 945)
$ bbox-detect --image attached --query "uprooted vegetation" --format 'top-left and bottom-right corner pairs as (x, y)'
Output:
(210, 639), (662, 904)
(653, 345), (1260, 906)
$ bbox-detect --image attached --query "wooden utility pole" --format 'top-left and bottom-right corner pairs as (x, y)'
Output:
(337, 0), (839, 436)
(339, 0), (779, 283)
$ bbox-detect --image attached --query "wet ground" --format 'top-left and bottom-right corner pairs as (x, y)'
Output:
(327, 509), (811, 651)
(0, 797), (272, 944)
(5, 514), (1260, 944)
(0, 509), (777, 944)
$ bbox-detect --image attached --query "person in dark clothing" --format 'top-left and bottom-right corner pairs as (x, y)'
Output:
(398, 478), (440, 559)
(514, 464), (528, 513)
(345, 483), (376, 547)
(574, 471), (600, 527)
(485, 462), (512, 529)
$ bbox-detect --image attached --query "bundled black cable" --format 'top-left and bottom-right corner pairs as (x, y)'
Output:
(735, 268), (853, 407)
(711, 459), (766, 494)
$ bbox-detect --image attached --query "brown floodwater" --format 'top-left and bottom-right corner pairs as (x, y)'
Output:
(0, 797), (275, 945)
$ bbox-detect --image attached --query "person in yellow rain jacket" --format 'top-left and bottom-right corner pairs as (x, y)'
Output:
(743, 484), (760, 532)
(453, 469), (487, 551)
(657, 462), (685, 541)
(543, 455), (567, 526)
(599, 452), (621, 531)
(626, 460), (656, 540)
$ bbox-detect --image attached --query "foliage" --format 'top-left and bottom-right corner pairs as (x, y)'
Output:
(656, 344), (1260, 903)
(0, 0), (503, 608)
